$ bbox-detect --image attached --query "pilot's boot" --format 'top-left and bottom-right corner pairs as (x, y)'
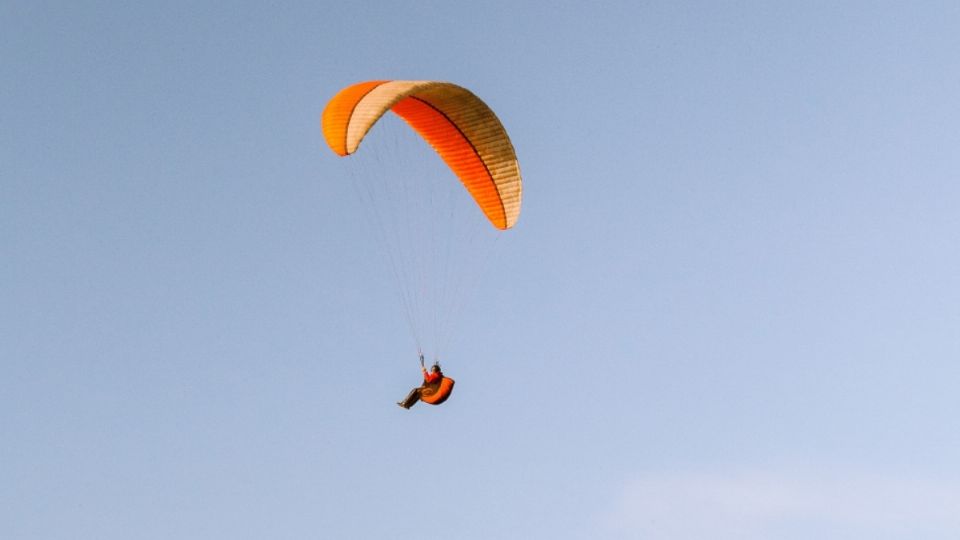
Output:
(398, 388), (420, 409)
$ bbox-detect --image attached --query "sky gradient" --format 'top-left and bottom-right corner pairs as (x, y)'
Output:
(4, 2), (960, 538)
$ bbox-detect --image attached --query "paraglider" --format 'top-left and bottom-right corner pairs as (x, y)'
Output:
(397, 352), (455, 409)
(321, 80), (521, 407)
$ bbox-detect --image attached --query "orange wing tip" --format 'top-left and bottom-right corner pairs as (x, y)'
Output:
(321, 80), (389, 156)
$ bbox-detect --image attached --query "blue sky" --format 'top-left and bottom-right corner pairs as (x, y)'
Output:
(3, 2), (960, 538)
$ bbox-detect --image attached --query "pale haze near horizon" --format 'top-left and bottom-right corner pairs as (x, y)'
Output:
(3, 2), (960, 539)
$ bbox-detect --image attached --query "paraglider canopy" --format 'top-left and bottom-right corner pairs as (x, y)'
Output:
(322, 80), (522, 229)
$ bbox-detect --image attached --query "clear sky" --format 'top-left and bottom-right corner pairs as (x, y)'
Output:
(3, 2), (960, 539)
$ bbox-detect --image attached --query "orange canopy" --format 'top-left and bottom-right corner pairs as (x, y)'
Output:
(322, 80), (522, 230)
